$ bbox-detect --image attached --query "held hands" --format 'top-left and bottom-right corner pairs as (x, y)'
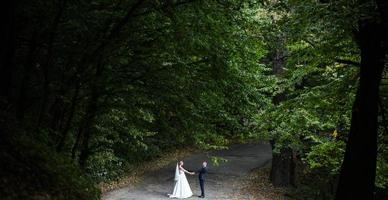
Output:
(190, 172), (195, 175)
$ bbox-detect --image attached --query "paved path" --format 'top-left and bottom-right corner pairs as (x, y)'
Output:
(102, 142), (272, 200)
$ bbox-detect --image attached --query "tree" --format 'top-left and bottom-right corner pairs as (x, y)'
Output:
(336, 1), (388, 199)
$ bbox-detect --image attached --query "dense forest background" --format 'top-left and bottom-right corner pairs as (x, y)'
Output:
(1, 0), (387, 199)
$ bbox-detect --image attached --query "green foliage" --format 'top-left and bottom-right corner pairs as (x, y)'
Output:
(2, 0), (387, 198)
(209, 156), (229, 167)
(0, 135), (100, 200)
(376, 155), (388, 189)
(2, 0), (274, 193)
(252, 0), (388, 198)
(305, 139), (345, 174)
(80, 1), (273, 181)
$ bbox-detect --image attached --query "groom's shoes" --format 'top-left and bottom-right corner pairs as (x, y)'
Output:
(198, 196), (205, 198)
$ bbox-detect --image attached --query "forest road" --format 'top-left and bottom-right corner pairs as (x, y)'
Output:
(102, 142), (272, 200)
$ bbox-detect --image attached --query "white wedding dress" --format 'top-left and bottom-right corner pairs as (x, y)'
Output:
(169, 164), (193, 198)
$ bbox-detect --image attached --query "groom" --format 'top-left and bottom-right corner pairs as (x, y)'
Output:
(196, 161), (208, 198)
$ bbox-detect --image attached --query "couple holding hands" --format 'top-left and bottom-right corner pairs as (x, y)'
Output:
(168, 161), (208, 199)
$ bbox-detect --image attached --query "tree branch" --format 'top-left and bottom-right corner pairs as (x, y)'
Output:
(334, 59), (360, 67)
(133, 0), (197, 17)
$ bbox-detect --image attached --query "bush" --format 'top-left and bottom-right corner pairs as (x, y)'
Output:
(0, 135), (100, 200)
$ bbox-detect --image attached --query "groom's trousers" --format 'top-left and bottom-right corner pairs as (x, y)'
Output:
(199, 179), (205, 197)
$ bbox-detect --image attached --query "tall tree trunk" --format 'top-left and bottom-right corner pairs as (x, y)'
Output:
(16, 32), (37, 120)
(72, 0), (144, 166)
(73, 61), (103, 167)
(71, 123), (82, 159)
(78, 88), (100, 168)
(0, 0), (16, 102)
(270, 146), (296, 187)
(56, 81), (80, 152)
(335, 20), (386, 200)
(269, 37), (296, 187)
(37, 0), (67, 128)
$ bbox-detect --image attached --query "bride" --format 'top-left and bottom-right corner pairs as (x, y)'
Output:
(168, 161), (194, 198)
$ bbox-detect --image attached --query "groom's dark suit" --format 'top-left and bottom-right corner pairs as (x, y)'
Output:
(197, 167), (208, 197)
